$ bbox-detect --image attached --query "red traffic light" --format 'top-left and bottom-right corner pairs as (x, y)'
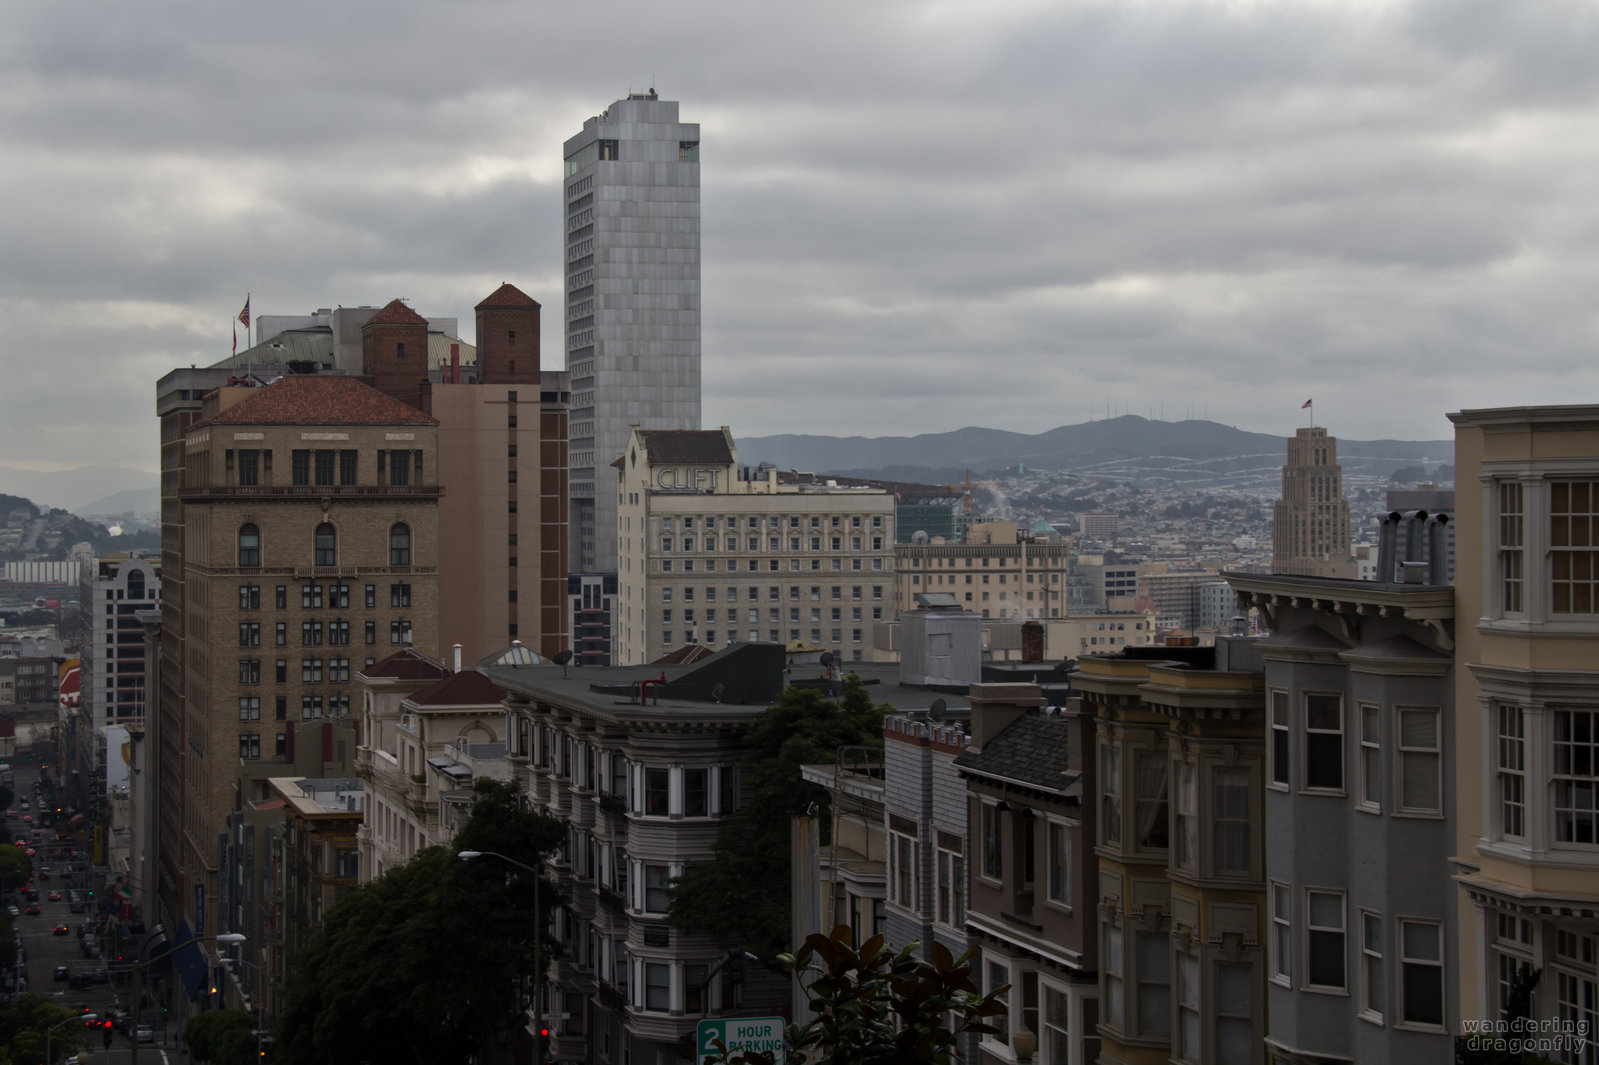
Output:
(539, 1028), (551, 1038)
(103, 1021), (113, 1029)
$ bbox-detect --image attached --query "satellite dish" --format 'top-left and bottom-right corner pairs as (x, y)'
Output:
(912, 530), (929, 544)
(711, 682), (726, 704)
(819, 652), (834, 667)
(553, 649), (574, 678)
(929, 698), (947, 722)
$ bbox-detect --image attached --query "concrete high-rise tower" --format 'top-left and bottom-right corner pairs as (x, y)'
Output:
(563, 91), (702, 578)
(1272, 425), (1356, 577)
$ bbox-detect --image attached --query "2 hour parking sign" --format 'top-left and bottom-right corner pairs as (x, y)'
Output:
(695, 1016), (786, 1064)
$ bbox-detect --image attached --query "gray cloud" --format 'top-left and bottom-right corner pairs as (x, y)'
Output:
(3, 0), (1598, 476)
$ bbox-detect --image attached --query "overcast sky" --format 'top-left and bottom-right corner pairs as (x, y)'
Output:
(3, 0), (1596, 477)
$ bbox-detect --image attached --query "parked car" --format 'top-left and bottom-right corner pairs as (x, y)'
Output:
(52, 924), (68, 936)
(53, 965), (68, 982)
(135, 1025), (154, 1044)
(24, 903), (39, 915)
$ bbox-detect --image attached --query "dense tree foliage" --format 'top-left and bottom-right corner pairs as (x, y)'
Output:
(274, 780), (563, 1065)
(0, 994), (91, 1065)
(183, 1009), (256, 1065)
(706, 926), (1006, 1065)
(668, 676), (890, 958)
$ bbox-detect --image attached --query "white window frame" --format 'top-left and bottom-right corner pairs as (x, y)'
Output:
(935, 841), (966, 932)
(1358, 703), (1382, 813)
(1496, 703), (1528, 841)
(1103, 922), (1125, 1030)
(1303, 693), (1345, 795)
(1358, 910), (1384, 1023)
(1270, 882), (1292, 987)
(1304, 888), (1348, 994)
(1395, 706), (1444, 817)
(889, 829), (917, 910)
(1269, 689), (1290, 790)
(982, 956), (1012, 1051)
(1482, 465), (1599, 633)
(1396, 917), (1446, 1031)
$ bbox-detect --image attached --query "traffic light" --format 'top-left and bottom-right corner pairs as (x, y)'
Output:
(537, 1027), (553, 1064)
(102, 1020), (113, 1049)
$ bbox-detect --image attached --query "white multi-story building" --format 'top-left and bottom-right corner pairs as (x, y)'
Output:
(564, 91), (702, 576)
(615, 428), (895, 666)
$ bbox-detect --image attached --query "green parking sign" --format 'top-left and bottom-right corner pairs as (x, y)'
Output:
(695, 1016), (786, 1064)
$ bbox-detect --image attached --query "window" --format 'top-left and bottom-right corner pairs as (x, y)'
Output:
(339, 449), (357, 485)
(1550, 480), (1599, 613)
(1359, 705), (1382, 811)
(1046, 820), (1070, 906)
(1552, 709), (1598, 844)
(390, 619), (411, 645)
(1497, 704), (1527, 839)
(314, 523), (336, 566)
(683, 768), (708, 817)
(390, 583), (411, 608)
(1102, 747), (1122, 846)
(890, 830), (916, 908)
(1043, 985), (1070, 1065)
(386, 449), (412, 486)
(643, 865), (670, 912)
(936, 838), (965, 928)
(1271, 883), (1291, 985)
(1399, 920), (1444, 1027)
(986, 959), (1011, 1045)
(331, 582), (349, 608)
(1270, 690), (1290, 788)
(275, 659), (287, 683)
(237, 449), (260, 486)
(364, 621), (375, 645)
(364, 584), (376, 608)
(238, 696), (260, 721)
(1397, 707), (1442, 814)
(1305, 694), (1344, 791)
(238, 524), (260, 567)
(238, 622), (260, 647)
(1213, 767), (1251, 873)
(645, 768), (668, 815)
(238, 658), (260, 685)
(314, 449), (335, 487)
(981, 801), (1002, 880)
(1138, 933), (1170, 1034)
(301, 584), (323, 609)
(1306, 890), (1346, 990)
(292, 450), (310, 486)
(1104, 925), (1124, 1027)
(301, 621), (323, 646)
(238, 584), (260, 611)
(1134, 752), (1168, 850)
(239, 733), (261, 759)
(644, 962), (670, 1011)
(1175, 762), (1197, 867)
(1360, 911), (1383, 1020)
(1177, 953), (1200, 1061)
(329, 619), (350, 645)
(301, 658), (323, 683)
(389, 524), (411, 566)
(274, 622), (286, 646)
(1216, 963), (1253, 1061)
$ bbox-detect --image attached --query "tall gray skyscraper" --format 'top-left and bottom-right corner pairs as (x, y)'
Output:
(564, 91), (702, 574)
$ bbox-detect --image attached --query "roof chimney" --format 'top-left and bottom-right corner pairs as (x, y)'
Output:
(453, 643), (462, 673)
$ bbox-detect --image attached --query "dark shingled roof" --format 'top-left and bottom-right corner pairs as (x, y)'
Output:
(409, 671), (506, 707)
(362, 648), (451, 681)
(364, 298), (429, 327)
(639, 430), (732, 465)
(476, 283), (540, 309)
(200, 375), (436, 427)
(953, 714), (1075, 794)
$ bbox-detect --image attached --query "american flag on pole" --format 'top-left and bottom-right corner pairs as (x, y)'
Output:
(238, 296), (251, 328)
(1301, 399), (1312, 409)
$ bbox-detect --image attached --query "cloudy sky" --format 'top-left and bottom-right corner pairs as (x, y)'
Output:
(3, 0), (1597, 480)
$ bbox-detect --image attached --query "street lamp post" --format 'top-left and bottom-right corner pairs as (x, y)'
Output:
(44, 1012), (93, 1065)
(458, 850), (545, 1061)
(129, 932), (246, 1065)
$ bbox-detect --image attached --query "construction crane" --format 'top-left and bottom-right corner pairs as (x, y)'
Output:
(944, 468), (1003, 515)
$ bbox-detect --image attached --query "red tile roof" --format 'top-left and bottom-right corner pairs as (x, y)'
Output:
(408, 671), (506, 707)
(201, 375), (436, 427)
(364, 299), (429, 327)
(476, 283), (540, 309)
(361, 649), (451, 681)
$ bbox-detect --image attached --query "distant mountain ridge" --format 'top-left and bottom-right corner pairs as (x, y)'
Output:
(739, 416), (1452, 485)
(0, 465), (158, 513)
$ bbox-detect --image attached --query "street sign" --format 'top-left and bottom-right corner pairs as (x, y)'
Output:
(695, 1017), (786, 1064)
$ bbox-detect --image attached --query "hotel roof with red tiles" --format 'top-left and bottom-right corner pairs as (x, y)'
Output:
(200, 375), (436, 427)
(407, 671), (507, 708)
(476, 283), (540, 309)
(360, 648), (451, 682)
(364, 298), (430, 326)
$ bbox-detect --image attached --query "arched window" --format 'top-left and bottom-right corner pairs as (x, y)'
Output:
(126, 570), (145, 599)
(238, 525), (261, 567)
(389, 524), (411, 566)
(315, 523), (337, 567)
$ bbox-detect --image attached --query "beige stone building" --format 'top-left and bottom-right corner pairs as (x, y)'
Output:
(614, 428), (895, 665)
(1450, 404), (1599, 1049)
(1272, 426), (1356, 578)
(894, 521), (1074, 621)
(174, 374), (439, 937)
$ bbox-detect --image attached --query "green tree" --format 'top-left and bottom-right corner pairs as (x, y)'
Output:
(275, 779), (563, 1065)
(706, 926), (1006, 1065)
(668, 676), (890, 958)
(0, 994), (89, 1065)
(183, 1009), (255, 1065)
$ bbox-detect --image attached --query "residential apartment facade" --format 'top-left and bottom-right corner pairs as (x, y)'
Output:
(564, 91), (702, 575)
(614, 428), (895, 666)
(1450, 404), (1599, 1063)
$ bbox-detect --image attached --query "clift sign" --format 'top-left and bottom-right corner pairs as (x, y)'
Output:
(656, 466), (722, 491)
